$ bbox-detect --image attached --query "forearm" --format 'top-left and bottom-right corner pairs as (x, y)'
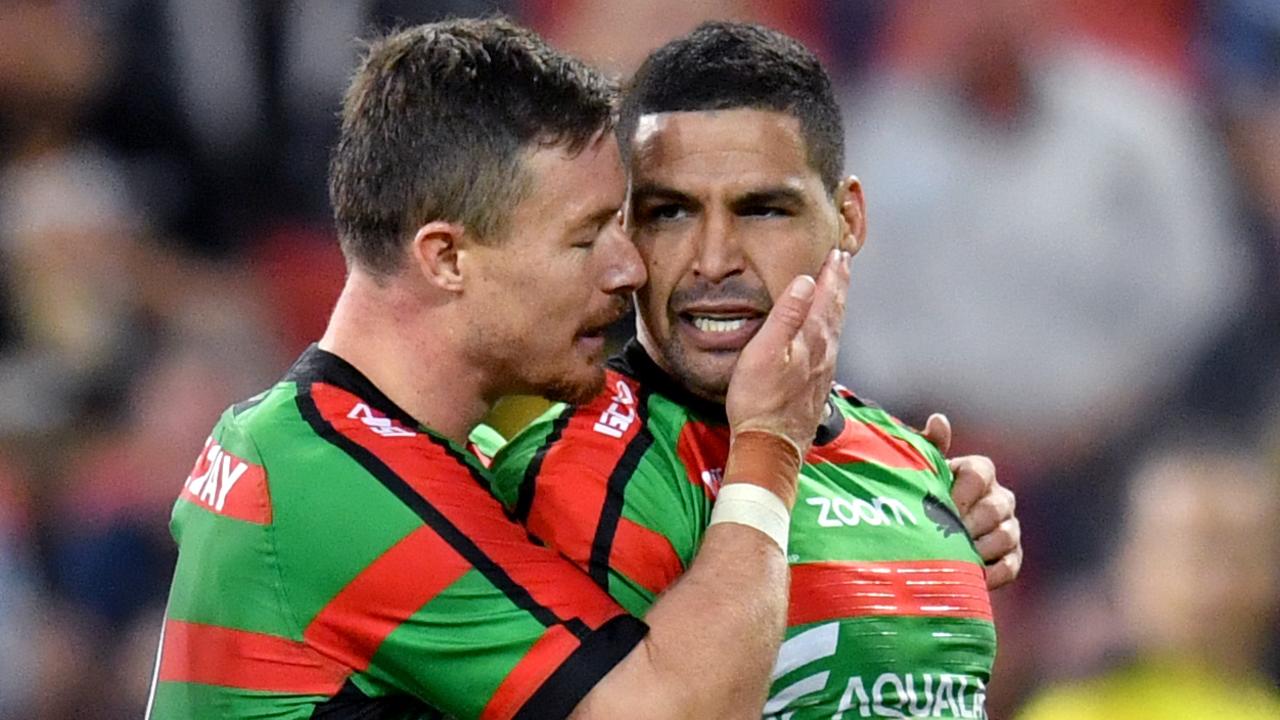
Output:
(570, 523), (789, 719)
(570, 433), (800, 719)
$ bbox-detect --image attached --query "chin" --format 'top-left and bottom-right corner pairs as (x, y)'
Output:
(683, 372), (731, 402)
(538, 365), (607, 405)
(670, 349), (734, 401)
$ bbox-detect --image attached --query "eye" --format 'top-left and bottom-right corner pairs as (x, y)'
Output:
(641, 203), (689, 223)
(740, 205), (791, 218)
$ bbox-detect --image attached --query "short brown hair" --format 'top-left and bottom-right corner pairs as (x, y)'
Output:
(329, 17), (617, 275)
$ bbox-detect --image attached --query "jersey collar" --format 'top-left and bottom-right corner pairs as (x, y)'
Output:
(285, 344), (423, 430)
(608, 338), (845, 446)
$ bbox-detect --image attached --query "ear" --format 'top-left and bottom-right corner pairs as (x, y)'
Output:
(409, 221), (468, 293)
(834, 176), (866, 256)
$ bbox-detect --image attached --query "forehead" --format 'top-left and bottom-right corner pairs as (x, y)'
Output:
(630, 108), (816, 190)
(520, 133), (626, 219)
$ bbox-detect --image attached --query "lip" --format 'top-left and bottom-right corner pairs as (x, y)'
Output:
(677, 302), (766, 317)
(575, 332), (607, 357)
(675, 309), (766, 352)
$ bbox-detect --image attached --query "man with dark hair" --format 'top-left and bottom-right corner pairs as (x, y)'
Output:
(148, 18), (852, 719)
(491, 21), (1018, 718)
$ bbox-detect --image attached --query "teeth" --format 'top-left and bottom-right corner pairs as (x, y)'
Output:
(692, 316), (748, 333)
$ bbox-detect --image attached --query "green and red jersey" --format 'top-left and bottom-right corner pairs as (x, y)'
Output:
(489, 340), (997, 719)
(148, 346), (647, 719)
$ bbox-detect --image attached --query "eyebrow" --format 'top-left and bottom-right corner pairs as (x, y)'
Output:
(576, 204), (621, 230)
(630, 183), (809, 210)
(630, 183), (694, 205)
(730, 186), (808, 210)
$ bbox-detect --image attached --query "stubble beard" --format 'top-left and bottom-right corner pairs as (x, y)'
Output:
(537, 366), (607, 406)
(661, 335), (733, 404)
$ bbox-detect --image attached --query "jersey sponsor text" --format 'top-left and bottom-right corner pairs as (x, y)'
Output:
(347, 402), (417, 437)
(181, 436), (270, 524)
(807, 495), (919, 528)
(593, 379), (637, 438)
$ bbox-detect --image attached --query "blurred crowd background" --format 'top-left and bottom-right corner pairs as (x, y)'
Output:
(0, 0), (1276, 717)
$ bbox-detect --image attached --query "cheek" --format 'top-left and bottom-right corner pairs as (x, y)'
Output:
(635, 250), (677, 318)
(753, 231), (830, 294)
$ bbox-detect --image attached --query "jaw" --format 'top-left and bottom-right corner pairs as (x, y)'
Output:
(637, 311), (742, 402)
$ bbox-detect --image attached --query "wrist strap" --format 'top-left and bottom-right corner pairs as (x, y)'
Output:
(709, 483), (791, 555)
(724, 429), (804, 509)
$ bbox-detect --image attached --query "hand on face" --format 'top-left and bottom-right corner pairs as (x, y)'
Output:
(725, 248), (850, 457)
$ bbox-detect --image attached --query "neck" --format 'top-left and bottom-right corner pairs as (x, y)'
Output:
(635, 322), (728, 405)
(319, 269), (490, 445)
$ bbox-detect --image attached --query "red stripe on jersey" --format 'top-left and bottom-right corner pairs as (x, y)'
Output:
(525, 372), (645, 568)
(179, 435), (272, 524)
(303, 526), (471, 671)
(610, 517), (683, 596)
(789, 560), (992, 626)
(481, 624), (581, 720)
(310, 382), (626, 630)
(675, 421), (729, 500)
(158, 619), (347, 694)
(808, 418), (933, 471)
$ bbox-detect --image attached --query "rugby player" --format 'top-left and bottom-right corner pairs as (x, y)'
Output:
(490, 22), (1020, 718)
(147, 19), (852, 719)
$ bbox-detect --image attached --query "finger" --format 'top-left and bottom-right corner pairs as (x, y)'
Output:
(949, 455), (997, 516)
(826, 250), (852, 336)
(921, 413), (952, 455)
(974, 517), (1020, 564)
(804, 249), (851, 343)
(961, 483), (1014, 538)
(751, 274), (816, 357)
(985, 547), (1023, 590)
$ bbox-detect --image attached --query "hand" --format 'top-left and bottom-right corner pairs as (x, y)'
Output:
(726, 249), (851, 456)
(921, 414), (1022, 591)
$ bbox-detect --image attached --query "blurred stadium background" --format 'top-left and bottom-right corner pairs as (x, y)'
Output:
(0, 0), (1276, 717)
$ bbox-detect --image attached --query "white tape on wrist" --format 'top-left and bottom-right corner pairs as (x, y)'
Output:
(709, 483), (791, 555)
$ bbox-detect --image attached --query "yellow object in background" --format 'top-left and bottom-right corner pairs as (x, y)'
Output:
(1017, 658), (1280, 720)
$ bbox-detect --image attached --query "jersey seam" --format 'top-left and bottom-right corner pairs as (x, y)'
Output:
(243, 414), (316, 654)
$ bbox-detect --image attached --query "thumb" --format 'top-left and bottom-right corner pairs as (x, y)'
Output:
(750, 275), (816, 355)
(922, 413), (952, 455)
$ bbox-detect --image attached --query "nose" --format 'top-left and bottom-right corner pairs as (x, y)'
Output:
(601, 213), (646, 295)
(693, 210), (744, 282)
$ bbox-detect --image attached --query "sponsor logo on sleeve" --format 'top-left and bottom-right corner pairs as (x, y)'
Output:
(181, 436), (271, 524)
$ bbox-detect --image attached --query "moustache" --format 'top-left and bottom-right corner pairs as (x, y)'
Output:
(582, 296), (631, 333)
(668, 278), (773, 312)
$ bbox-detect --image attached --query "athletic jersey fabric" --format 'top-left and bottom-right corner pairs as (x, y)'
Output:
(489, 340), (997, 719)
(149, 345), (647, 719)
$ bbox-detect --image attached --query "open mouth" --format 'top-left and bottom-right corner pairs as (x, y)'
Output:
(676, 307), (767, 350)
(689, 316), (752, 334)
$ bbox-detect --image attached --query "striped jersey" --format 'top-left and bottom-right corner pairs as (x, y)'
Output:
(148, 346), (647, 719)
(489, 340), (997, 719)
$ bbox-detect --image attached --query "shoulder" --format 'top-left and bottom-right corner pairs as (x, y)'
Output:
(817, 384), (947, 477)
(173, 383), (302, 526)
(492, 370), (658, 492)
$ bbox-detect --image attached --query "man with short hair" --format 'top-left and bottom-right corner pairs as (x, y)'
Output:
(490, 22), (1019, 718)
(148, 18), (851, 719)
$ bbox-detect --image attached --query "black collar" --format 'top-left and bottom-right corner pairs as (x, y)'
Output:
(285, 344), (424, 430)
(608, 338), (845, 446)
